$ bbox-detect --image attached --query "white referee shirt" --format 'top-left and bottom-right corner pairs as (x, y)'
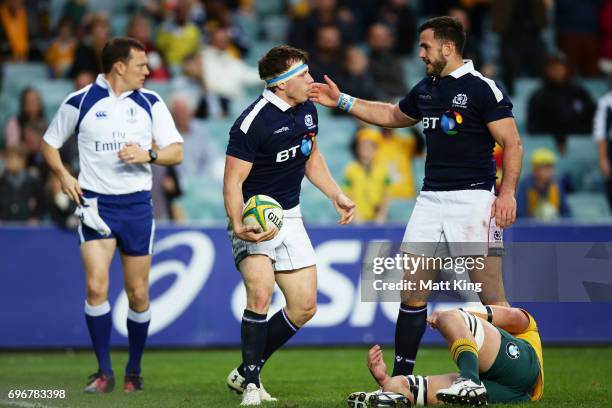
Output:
(593, 90), (612, 143)
(43, 74), (183, 195)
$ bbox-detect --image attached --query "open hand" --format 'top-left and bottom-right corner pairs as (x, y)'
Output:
(309, 75), (341, 108)
(367, 345), (390, 387)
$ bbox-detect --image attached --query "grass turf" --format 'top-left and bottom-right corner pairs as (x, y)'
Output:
(0, 347), (610, 407)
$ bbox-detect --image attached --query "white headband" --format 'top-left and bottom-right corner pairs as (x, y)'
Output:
(264, 62), (308, 88)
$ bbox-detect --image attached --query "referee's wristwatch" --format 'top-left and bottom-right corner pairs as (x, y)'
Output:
(147, 149), (158, 163)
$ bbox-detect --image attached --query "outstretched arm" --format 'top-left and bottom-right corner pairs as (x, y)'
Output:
(305, 140), (355, 224)
(310, 75), (419, 128)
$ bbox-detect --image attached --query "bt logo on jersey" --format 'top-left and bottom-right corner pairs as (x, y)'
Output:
(276, 145), (300, 162)
(276, 133), (315, 162)
(422, 117), (439, 129)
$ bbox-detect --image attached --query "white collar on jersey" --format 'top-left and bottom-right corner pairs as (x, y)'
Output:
(449, 60), (475, 79)
(95, 74), (136, 98)
(262, 88), (291, 112)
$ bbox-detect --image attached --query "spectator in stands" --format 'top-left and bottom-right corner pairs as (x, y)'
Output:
(376, 0), (417, 57)
(336, 46), (378, 102)
(0, 0), (30, 61)
(309, 25), (344, 83)
(127, 14), (170, 81)
(3, 86), (47, 148)
(356, 125), (423, 200)
(172, 52), (229, 119)
(60, 0), (88, 31)
(21, 121), (47, 178)
(184, 0), (206, 27)
(342, 130), (391, 223)
(151, 164), (183, 221)
(593, 82), (612, 209)
(493, 143), (504, 191)
(0, 145), (43, 223)
(555, 0), (602, 78)
(204, 1), (251, 57)
(517, 148), (571, 220)
(367, 23), (407, 100)
(288, 0), (355, 54)
(170, 93), (222, 189)
(73, 69), (94, 90)
(600, 0), (612, 75)
(200, 26), (260, 101)
(45, 17), (77, 78)
(527, 53), (596, 153)
(67, 13), (109, 78)
(491, 0), (549, 95)
(156, 1), (201, 73)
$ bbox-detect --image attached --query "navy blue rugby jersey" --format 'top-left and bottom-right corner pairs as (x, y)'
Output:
(399, 60), (513, 191)
(226, 89), (318, 209)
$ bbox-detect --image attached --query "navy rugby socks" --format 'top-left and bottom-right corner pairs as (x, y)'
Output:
(85, 301), (114, 376)
(126, 308), (151, 375)
(392, 303), (428, 376)
(240, 309), (268, 387)
(239, 308), (299, 376)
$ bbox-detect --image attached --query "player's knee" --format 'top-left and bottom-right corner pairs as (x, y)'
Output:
(293, 302), (317, 326)
(86, 279), (108, 303)
(126, 287), (149, 309)
(437, 310), (464, 331)
(247, 288), (273, 313)
(383, 376), (408, 395)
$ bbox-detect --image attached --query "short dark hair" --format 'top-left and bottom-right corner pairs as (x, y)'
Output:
(258, 45), (308, 82)
(101, 37), (145, 73)
(418, 16), (466, 54)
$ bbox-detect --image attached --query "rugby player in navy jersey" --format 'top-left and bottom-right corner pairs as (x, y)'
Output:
(223, 45), (355, 406)
(311, 16), (522, 399)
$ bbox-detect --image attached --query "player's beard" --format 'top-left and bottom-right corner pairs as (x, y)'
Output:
(428, 50), (447, 77)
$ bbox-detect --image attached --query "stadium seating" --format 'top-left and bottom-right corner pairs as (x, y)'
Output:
(2, 62), (49, 95)
(567, 193), (611, 220)
(0, 59), (608, 223)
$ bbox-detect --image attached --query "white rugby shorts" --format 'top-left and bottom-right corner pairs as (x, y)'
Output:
(400, 189), (500, 257)
(228, 205), (316, 271)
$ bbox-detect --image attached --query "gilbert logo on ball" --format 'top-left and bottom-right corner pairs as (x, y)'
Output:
(242, 195), (284, 232)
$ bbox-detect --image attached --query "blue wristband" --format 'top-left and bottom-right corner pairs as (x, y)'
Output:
(337, 93), (356, 112)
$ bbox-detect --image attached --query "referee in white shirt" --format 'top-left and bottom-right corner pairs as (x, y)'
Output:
(593, 88), (612, 209)
(42, 37), (183, 393)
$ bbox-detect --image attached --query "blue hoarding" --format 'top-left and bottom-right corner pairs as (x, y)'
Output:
(1, 224), (611, 347)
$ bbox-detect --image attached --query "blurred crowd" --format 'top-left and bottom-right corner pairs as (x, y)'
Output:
(0, 0), (611, 227)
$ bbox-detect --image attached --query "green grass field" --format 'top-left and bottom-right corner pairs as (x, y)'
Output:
(0, 347), (610, 407)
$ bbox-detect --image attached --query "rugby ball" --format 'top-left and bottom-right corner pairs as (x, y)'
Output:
(242, 195), (284, 232)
